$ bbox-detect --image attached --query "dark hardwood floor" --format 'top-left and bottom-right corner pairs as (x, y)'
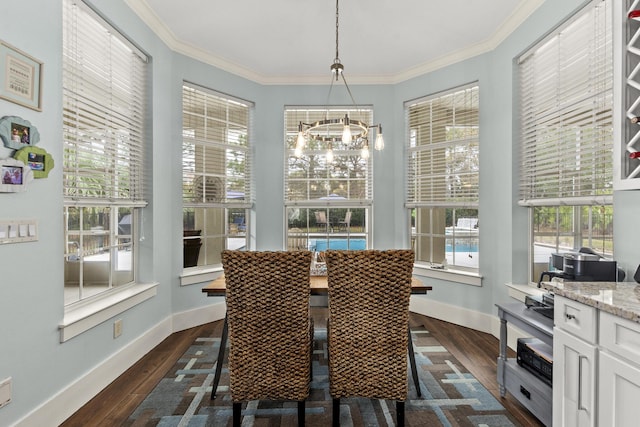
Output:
(62, 309), (544, 426)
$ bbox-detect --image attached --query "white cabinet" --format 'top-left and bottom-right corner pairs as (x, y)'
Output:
(553, 296), (598, 427)
(598, 352), (640, 427)
(598, 311), (640, 427)
(553, 295), (640, 426)
(553, 327), (597, 427)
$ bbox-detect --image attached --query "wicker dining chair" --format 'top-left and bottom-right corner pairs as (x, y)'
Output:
(222, 250), (313, 427)
(325, 249), (415, 427)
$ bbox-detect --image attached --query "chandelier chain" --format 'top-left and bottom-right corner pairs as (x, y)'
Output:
(293, 0), (384, 157)
(335, 0), (340, 62)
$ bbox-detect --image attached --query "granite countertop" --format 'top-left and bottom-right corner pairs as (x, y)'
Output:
(541, 280), (640, 323)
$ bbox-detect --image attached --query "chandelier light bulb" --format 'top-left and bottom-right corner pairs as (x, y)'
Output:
(296, 130), (305, 149)
(326, 144), (335, 163)
(374, 127), (384, 151)
(361, 141), (370, 159)
(341, 115), (351, 144)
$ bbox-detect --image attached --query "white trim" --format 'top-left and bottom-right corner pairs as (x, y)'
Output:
(180, 267), (223, 286)
(172, 300), (226, 332)
(17, 315), (172, 427)
(410, 294), (533, 351)
(505, 282), (546, 303)
(409, 295), (493, 334)
(124, 0), (544, 85)
(59, 283), (158, 342)
(413, 265), (482, 287)
(18, 302), (227, 427)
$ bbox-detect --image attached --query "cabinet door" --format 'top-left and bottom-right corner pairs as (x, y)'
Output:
(599, 351), (640, 427)
(553, 327), (597, 427)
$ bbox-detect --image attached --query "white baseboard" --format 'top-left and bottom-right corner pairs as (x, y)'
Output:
(410, 296), (531, 352)
(19, 299), (528, 427)
(172, 300), (226, 332)
(410, 296), (495, 335)
(16, 302), (226, 427)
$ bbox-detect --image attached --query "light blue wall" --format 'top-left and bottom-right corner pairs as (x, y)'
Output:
(1, 0), (636, 425)
(393, 0), (593, 311)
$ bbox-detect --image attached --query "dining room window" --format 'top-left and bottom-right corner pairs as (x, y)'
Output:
(182, 83), (253, 270)
(406, 84), (480, 272)
(62, 0), (148, 306)
(284, 107), (373, 252)
(517, 0), (613, 283)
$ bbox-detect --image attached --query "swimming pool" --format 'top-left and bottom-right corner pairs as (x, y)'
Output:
(445, 241), (479, 252)
(313, 239), (366, 251)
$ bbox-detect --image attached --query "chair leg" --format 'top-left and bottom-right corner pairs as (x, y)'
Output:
(232, 402), (241, 427)
(332, 398), (340, 427)
(408, 327), (422, 397)
(310, 319), (314, 383)
(211, 315), (228, 399)
(298, 400), (305, 426)
(396, 401), (405, 427)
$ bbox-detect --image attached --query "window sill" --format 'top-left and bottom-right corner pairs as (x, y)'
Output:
(505, 282), (546, 303)
(59, 282), (158, 342)
(180, 266), (223, 286)
(413, 264), (482, 286)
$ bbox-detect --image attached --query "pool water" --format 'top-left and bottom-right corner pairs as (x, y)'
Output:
(313, 239), (366, 251)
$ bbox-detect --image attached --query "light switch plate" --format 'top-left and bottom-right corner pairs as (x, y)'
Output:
(0, 219), (37, 244)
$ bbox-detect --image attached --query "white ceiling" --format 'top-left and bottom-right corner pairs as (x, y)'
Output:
(125, 0), (545, 85)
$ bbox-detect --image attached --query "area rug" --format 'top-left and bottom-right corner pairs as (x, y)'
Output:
(126, 325), (520, 426)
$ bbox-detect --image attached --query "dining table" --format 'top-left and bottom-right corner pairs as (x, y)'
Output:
(202, 274), (432, 296)
(202, 274), (432, 399)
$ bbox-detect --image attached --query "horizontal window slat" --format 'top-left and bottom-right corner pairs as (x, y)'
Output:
(63, 0), (148, 204)
(518, 0), (612, 205)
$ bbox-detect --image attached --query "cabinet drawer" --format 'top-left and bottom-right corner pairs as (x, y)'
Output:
(554, 295), (597, 344)
(600, 311), (640, 363)
(504, 360), (552, 427)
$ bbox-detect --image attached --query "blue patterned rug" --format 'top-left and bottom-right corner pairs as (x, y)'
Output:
(126, 325), (520, 426)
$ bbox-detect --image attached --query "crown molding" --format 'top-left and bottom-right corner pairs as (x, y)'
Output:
(125, 0), (545, 86)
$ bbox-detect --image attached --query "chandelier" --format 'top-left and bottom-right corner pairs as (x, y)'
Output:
(294, 0), (384, 161)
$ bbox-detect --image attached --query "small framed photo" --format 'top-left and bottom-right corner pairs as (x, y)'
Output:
(0, 116), (40, 149)
(0, 158), (33, 192)
(14, 146), (54, 178)
(0, 40), (43, 112)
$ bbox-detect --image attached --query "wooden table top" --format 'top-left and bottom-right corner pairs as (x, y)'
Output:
(202, 274), (431, 296)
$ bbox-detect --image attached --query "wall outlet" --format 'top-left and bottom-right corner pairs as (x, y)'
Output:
(0, 377), (11, 409)
(113, 319), (123, 338)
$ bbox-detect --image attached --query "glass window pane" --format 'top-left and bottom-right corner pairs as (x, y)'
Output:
(412, 207), (478, 269)
(531, 205), (613, 282)
(286, 207), (368, 252)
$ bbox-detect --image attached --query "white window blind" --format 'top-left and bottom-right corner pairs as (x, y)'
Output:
(406, 84), (479, 207)
(284, 107), (373, 205)
(182, 84), (253, 208)
(62, 0), (148, 205)
(518, 0), (613, 207)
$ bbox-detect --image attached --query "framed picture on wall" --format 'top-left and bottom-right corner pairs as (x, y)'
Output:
(0, 116), (40, 150)
(0, 158), (33, 192)
(14, 146), (53, 178)
(0, 40), (43, 112)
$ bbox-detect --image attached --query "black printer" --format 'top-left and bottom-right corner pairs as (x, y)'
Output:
(538, 247), (622, 284)
(529, 247), (623, 319)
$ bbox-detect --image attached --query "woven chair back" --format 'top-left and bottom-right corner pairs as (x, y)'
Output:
(325, 249), (415, 400)
(222, 250), (313, 402)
